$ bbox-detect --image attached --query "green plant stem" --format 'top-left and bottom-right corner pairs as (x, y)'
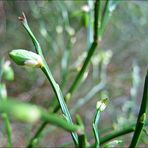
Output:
(0, 59), (5, 83)
(18, 13), (78, 146)
(67, 42), (97, 96)
(93, 109), (100, 148)
(2, 113), (12, 147)
(0, 99), (80, 132)
(76, 115), (88, 148)
(41, 65), (78, 144)
(61, 120), (148, 147)
(89, 120), (148, 147)
(130, 70), (148, 148)
(99, 0), (109, 39)
(27, 0), (101, 146)
(100, 126), (134, 145)
(67, 0), (100, 95)
(27, 121), (48, 147)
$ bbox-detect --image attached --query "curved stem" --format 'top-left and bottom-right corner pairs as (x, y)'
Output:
(89, 120), (148, 147)
(100, 125), (134, 145)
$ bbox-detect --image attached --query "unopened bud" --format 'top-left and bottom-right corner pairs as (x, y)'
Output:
(96, 98), (109, 112)
(12, 104), (41, 123)
(3, 61), (14, 81)
(9, 49), (43, 68)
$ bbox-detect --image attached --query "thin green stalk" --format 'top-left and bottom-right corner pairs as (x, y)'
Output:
(92, 98), (109, 148)
(99, 0), (119, 39)
(93, 110), (100, 148)
(41, 65), (78, 145)
(26, 0), (101, 146)
(0, 82), (12, 147)
(0, 99), (80, 132)
(66, 0), (101, 96)
(0, 59), (4, 83)
(18, 12), (43, 56)
(89, 120), (148, 146)
(67, 42), (97, 96)
(92, 98), (108, 147)
(87, 0), (94, 46)
(130, 70), (148, 147)
(100, 126), (134, 145)
(18, 13), (78, 146)
(2, 113), (12, 147)
(78, 134), (87, 148)
(27, 121), (48, 147)
(76, 115), (88, 148)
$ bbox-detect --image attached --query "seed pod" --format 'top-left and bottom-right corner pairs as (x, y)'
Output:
(9, 49), (43, 68)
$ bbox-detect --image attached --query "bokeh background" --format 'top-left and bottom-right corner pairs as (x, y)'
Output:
(0, 0), (148, 147)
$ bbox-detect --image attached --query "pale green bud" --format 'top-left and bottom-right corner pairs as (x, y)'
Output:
(3, 61), (14, 81)
(9, 49), (43, 68)
(12, 105), (41, 123)
(96, 98), (109, 112)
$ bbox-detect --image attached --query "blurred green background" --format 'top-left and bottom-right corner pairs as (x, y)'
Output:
(0, 0), (148, 147)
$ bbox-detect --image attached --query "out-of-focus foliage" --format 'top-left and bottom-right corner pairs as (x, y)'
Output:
(0, 0), (148, 147)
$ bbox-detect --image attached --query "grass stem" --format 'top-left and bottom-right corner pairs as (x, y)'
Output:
(129, 70), (148, 147)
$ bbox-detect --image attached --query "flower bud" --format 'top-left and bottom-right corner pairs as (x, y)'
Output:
(3, 61), (14, 81)
(96, 98), (109, 112)
(9, 49), (43, 68)
(12, 105), (41, 123)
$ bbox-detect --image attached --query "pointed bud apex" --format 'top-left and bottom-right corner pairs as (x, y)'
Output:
(18, 12), (27, 25)
(9, 49), (43, 68)
(96, 98), (109, 112)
